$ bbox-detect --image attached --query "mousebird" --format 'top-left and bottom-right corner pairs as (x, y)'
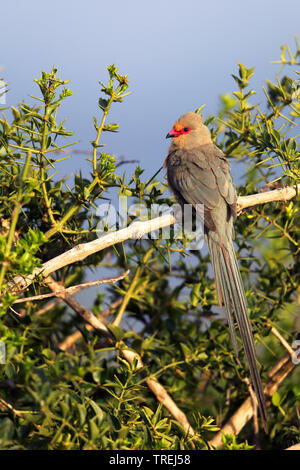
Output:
(165, 111), (268, 432)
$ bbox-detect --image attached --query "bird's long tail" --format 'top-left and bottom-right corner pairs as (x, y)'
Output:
(207, 234), (268, 432)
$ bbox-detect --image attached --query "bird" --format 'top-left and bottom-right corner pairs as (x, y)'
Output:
(164, 111), (268, 432)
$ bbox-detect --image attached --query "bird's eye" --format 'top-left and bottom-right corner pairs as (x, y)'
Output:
(183, 127), (189, 132)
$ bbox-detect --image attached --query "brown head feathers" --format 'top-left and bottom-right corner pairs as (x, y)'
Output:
(167, 112), (212, 150)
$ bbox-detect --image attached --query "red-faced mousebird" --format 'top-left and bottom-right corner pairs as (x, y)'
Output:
(165, 112), (268, 432)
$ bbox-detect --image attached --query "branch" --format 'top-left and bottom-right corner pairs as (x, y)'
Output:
(237, 184), (299, 213)
(0, 398), (23, 418)
(270, 325), (295, 357)
(285, 443), (300, 450)
(9, 184), (299, 295)
(10, 214), (174, 294)
(35, 299), (62, 316)
(58, 297), (123, 350)
(11, 271), (129, 305)
(208, 354), (296, 448)
(243, 378), (260, 449)
(46, 277), (195, 436)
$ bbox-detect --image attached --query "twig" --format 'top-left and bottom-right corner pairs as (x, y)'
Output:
(12, 271), (129, 304)
(9, 183), (299, 296)
(208, 354), (295, 448)
(270, 325), (295, 357)
(244, 378), (260, 449)
(58, 297), (123, 350)
(59, 323), (95, 350)
(0, 398), (23, 417)
(47, 277), (195, 436)
(113, 248), (153, 327)
(35, 299), (62, 316)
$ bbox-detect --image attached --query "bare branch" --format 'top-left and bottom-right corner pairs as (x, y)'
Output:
(12, 271), (129, 304)
(237, 184), (300, 213)
(10, 214), (174, 294)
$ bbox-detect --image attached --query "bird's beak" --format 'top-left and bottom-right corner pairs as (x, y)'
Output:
(166, 128), (177, 139)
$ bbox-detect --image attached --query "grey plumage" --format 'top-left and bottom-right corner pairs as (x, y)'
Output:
(165, 112), (268, 432)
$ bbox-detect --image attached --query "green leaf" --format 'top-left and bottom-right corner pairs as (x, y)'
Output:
(272, 392), (281, 407)
(77, 404), (87, 426)
(106, 324), (126, 342)
(103, 122), (119, 132)
(238, 62), (248, 80)
(180, 342), (192, 360)
(98, 98), (109, 110)
(89, 400), (104, 423)
(88, 419), (99, 440)
(0, 418), (15, 441)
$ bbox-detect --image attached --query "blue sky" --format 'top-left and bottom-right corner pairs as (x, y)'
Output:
(2, 0), (300, 183)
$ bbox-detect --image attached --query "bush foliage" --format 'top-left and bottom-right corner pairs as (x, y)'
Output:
(0, 40), (299, 450)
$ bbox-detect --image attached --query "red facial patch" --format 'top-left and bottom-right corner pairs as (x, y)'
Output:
(169, 126), (191, 137)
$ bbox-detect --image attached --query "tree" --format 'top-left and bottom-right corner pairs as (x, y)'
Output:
(0, 41), (299, 450)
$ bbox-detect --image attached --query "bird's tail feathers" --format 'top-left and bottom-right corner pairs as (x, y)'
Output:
(207, 234), (268, 433)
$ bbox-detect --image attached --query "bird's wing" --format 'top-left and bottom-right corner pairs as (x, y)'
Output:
(166, 144), (237, 226)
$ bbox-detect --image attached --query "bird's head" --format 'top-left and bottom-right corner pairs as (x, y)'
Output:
(166, 112), (212, 149)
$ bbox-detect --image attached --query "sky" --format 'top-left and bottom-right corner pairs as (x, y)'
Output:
(2, 0), (300, 185)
